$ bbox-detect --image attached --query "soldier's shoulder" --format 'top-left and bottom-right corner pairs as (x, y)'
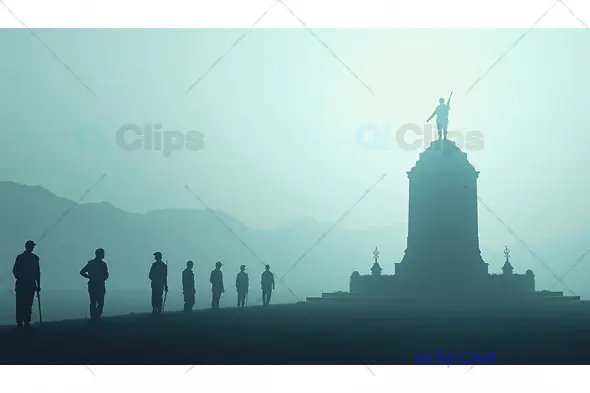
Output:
(31, 253), (40, 261)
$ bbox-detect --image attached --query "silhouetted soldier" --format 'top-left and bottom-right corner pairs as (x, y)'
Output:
(236, 265), (249, 308)
(149, 252), (168, 315)
(183, 261), (195, 312)
(261, 264), (275, 306)
(427, 91), (453, 140)
(12, 240), (40, 330)
(80, 248), (109, 321)
(209, 261), (224, 309)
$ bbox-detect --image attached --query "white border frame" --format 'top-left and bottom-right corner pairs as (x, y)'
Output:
(2, 0), (589, 390)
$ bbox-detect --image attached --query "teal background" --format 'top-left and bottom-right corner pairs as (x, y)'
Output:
(0, 29), (589, 293)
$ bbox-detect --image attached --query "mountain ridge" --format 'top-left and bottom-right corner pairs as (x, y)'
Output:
(0, 180), (588, 307)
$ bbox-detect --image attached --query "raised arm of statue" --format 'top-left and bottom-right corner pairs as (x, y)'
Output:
(447, 91), (453, 109)
(427, 109), (437, 122)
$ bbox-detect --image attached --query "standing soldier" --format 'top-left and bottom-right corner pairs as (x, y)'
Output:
(183, 261), (195, 312)
(261, 264), (275, 306)
(426, 91), (453, 140)
(149, 252), (168, 315)
(209, 261), (224, 309)
(236, 265), (249, 308)
(12, 240), (40, 330)
(80, 248), (109, 321)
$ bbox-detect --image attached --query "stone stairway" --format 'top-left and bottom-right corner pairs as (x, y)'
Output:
(306, 290), (584, 308)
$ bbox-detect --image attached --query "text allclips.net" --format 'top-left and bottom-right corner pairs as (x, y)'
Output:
(415, 351), (496, 366)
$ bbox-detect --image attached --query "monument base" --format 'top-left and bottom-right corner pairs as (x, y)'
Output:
(306, 289), (582, 308)
(348, 270), (535, 298)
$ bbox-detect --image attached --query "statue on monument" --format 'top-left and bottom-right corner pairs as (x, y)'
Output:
(371, 247), (383, 276)
(426, 90), (453, 140)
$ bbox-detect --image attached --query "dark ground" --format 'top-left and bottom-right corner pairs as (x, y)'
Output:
(2, 301), (590, 365)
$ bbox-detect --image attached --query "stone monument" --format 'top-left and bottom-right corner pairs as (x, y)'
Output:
(307, 111), (580, 305)
(394, 139), (489, 294)
(344, 139), (538, 299)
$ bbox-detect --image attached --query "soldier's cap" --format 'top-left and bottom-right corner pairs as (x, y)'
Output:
(240, 265), (246, 269)
(215, 261), (223, 266)
(153, 252), (162, 257)
(25, 240), (36, 247)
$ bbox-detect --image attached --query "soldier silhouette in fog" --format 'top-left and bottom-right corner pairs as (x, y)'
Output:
(183, 261), (195, 312)
(149, 252), (168, 315)
(13, 240), (41, 330)
(236, 265), (249, 308)
(80, 248), (109, 321)
(261, 265), (275, 306)
(210, 261), (224, 309)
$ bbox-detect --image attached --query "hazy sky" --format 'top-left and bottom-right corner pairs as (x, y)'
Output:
(1, 29), (589, 245)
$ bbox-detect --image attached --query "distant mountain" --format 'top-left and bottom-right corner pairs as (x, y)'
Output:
(1, 181), (588, 306)
(0, 181), (408, 302)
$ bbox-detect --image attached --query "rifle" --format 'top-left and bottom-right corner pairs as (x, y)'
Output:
(36, 290), (43, 324)
(162, 260), (168, 312)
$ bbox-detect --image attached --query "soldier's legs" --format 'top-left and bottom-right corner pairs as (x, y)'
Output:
(152, 287), (163, 313)
(262, 289), (268, 306)
(437, 121), (448, 139)
(15, 286), (35, 327)
(88, 290), (97, 319)
(266, 290), (272, 305)
(22, 290), (35, 325)
(183, 292), (195, 312)
(183, 293), (189, 312)
(211, 291), (221, 309)
(96, 289), (105, 318)
(15, 290), (25, 326)
(189, 293), (195, 311)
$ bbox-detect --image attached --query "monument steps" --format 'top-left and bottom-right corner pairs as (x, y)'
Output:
(306, 291), (583, 307)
